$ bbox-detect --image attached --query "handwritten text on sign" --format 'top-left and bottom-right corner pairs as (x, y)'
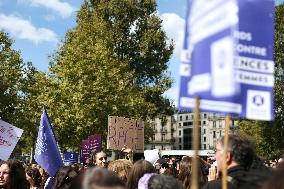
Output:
(107, 116), (144, 152)
(0, 120), (23, 160)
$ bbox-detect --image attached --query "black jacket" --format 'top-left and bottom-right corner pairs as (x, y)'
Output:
(202, 165), (269, 189)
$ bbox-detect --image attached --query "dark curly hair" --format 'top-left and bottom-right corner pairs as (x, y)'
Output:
(26, 167), (42, 188)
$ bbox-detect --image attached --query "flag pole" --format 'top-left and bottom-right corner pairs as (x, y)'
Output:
(191, 97), (200, 189)
(222, 115), (230, 189)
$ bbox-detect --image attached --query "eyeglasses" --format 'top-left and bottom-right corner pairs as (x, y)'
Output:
(98, 157), (107, 161)
(213, 148), (223, 153)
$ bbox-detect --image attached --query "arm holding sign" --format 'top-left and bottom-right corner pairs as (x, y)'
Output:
(121, 145), (133, 163)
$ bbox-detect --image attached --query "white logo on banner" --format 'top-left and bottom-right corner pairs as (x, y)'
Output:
(246, 90), (271, 120)
(211, 36), (236, 97)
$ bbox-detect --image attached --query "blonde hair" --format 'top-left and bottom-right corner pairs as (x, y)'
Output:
(108, 159), (133, 183)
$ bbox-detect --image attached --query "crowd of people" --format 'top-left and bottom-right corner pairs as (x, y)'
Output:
(1, 134), (284, 189)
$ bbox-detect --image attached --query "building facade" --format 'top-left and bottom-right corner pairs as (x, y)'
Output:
(145, 112), (238, 150)
(145, 115), (177, 150)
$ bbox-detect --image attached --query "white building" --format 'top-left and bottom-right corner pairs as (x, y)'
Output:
(145, 112), (238, 150)
(145, 115), (177, 150)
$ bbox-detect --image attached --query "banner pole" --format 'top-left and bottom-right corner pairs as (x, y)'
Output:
(191, 97), (200, 189)
(222, 115), (230, 189)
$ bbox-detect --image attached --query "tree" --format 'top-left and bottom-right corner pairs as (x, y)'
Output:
(238, 4), (284, 159)
(0, 31), (24, 123)
(43, 0), (174, 149)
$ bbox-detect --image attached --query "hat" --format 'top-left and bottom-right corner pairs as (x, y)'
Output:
(144, 149), (159, 164)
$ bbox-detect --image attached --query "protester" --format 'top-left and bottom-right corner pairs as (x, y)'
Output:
(108, 159), (133, 184)
(137, 173), (156, 189)
(177, 156), (207, 188)
(82, 167), (125, 189)
(148, 174), (183, 189)
(202, 134), (257, 189)
(127, 160), (156, 189)
(25, 167), (42, 189)
(53, 166), (77, 189)
(261, 162), (284, 189)
(91, 148), (108, 168)
(0, 159), (29, 189)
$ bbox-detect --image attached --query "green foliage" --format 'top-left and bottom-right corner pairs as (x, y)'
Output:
(238, 4), (284, 159)
(41, 0), (175, 149)
(0, 32), (24, 123)
(0, 31), (44, 153)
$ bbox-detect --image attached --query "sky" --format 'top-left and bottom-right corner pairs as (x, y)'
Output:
(0, 0), (283, 106)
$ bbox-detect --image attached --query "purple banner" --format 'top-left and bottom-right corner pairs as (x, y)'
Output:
(80, 139), (90, 164)
(88, 134), (102, 153)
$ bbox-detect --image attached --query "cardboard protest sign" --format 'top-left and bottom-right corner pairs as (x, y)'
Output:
(107, 116), (144, 152)
(0, 120), (23, 160)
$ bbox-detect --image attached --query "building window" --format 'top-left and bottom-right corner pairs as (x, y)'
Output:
(162, 134), (166, 141)
(213, 121), (216, 128)
(203, 121), (206, 125)
(179, 116), (182, 121)
(220, 130), (222, 137)
(152, 135), (155, 141)
(179, 138), (182, 143)
(204, 137), (206, 142)
(204, 113), (207, 118)
(203, 129), (206, 134)
(213, 131), (216, 138)
(183, 122), (193, 126)
(186, 115), (189, 120)
(203, 144), (206, 149)
(179, 123), (181, 127)
(179, 130), (181, 136)
(179, 145), (182, 150)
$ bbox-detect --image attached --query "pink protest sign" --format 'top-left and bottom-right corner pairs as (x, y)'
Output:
(0, 120), (23, 160)
(88, 134), (102, 153)
(80, 139), (90, 164)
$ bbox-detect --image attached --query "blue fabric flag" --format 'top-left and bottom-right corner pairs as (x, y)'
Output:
(34, 107), (63, 176)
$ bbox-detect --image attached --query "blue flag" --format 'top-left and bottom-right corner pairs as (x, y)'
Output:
(34, 107), (63, 176)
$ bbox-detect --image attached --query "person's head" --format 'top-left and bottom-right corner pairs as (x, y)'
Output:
(0, 160), (29, 189)
(92, 149), (107, 168)
(53, 166), (78, 189)
(83, 167), (125, 189)
(159, 162), (169, 174)
(107, 159), (133, 183)
(148, 174), (183, 189)
(215, 134), (254, 170)
(127, 160), (156, 189)
(261, 168), (284, 189)
(25, 167), (42, 188)
(177, 156), (192, 188)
